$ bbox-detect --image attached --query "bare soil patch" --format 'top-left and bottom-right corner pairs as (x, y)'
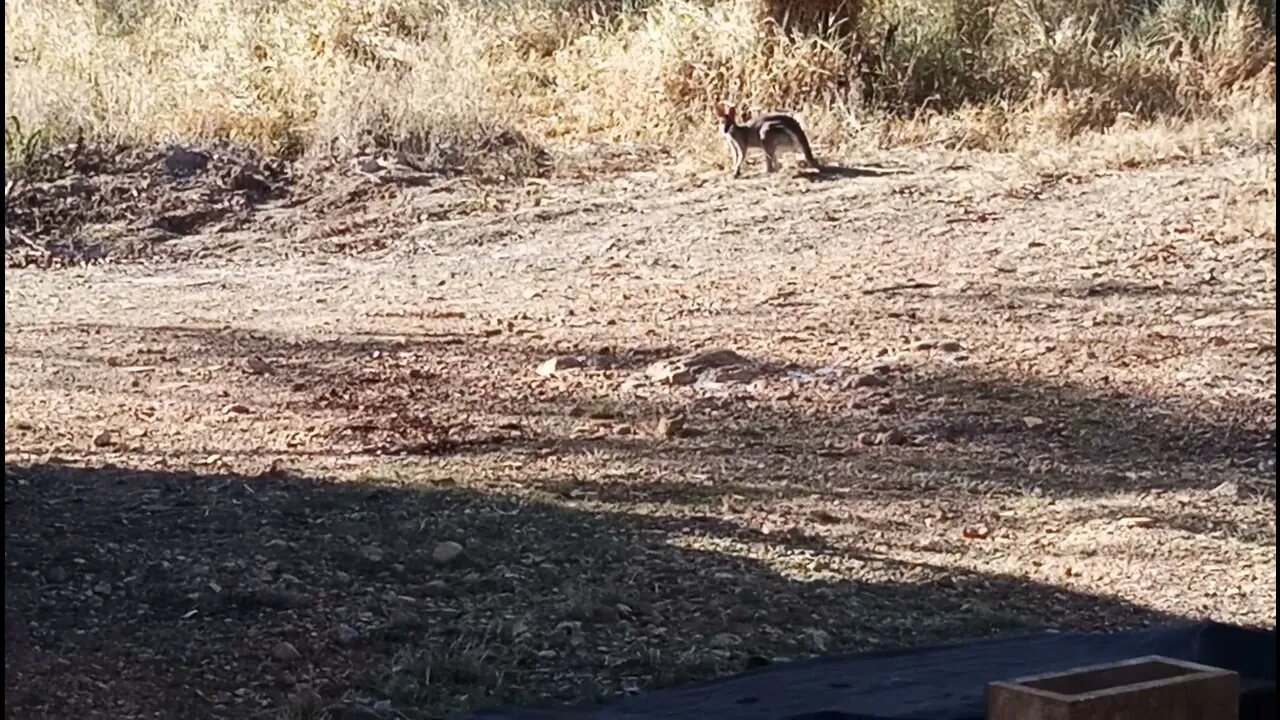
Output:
(5, 146), (1276, 719)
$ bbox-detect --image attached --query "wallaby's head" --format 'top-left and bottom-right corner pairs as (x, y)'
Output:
(714, 102), (738, 134)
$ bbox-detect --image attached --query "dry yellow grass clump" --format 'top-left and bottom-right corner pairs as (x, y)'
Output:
(4, 0), (1277, 176)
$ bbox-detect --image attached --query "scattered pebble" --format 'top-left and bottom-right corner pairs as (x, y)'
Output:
(431, 541), (465, 565)
(271, 641), (302, 662)
(335, 624), (361, 646)
(709, 632), (741, 649)
(1209, 481), (1239, 498)
(852, 372), (888, 388)
(656, 415), (685, 439)
(536, 356), (583, 376)
(163, 146), (210, 178)
(805, 628), (833, 653)
(878, 428), (908, 446)
(421, 579), (451, 597)
(244, 356), (274, 375)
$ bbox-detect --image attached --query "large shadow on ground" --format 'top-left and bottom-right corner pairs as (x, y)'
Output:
(5, 462), (1179, 720)
(7, 320), (1274, 503)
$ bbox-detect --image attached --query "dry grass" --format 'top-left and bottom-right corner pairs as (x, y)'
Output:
(4, 0), (1277, 177)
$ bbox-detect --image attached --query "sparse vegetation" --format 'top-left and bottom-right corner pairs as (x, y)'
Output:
(4, 0), (1276, 177)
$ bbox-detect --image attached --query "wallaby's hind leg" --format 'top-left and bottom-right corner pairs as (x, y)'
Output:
(764, 150), (779, 173)
(762, 136), (780, 173)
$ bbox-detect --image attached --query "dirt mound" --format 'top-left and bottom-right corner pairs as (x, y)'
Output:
(4, 142), (292, 268)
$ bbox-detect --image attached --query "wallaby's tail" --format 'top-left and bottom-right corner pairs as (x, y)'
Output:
(787, 126), (822, 171)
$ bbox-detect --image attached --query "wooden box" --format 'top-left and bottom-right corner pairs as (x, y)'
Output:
(987, 655), (1239, 720)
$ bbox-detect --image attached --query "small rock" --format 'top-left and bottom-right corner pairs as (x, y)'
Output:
(45, 566), (68, 583)
(431, 541), (465, 565)
(387, 610), (424, 632)
(92, 430), (115, 447)
(223, 403), (252, 415)
(354, 156), (383, 174)
(938, 341), (964, 352)
(592, 604), (620, 624)
(912, 340), (937, 351)
(536, 649), (558, 659)
(245, 356), (274, 375)
(645, 349), (751, 386)
(163, 146), (210, 177)
(856, 431), (878, 446)
(93, 581), (112, 595)
(663, 369), (697, 386)
(709, 632), (742, 649)
(878, 428), (908, 446)
(334, 624), (361, 646)
(536, 355), (584, 376)
(271, 641), (302, 662)
(360, 545), (384, 563)
(1021, 415), (1046, 430)
(852, 373), (888, 388)
(805, 628), (833, 653)
(421, 579), (450, 597)
(228, 168), (272, 197)
(1209, 481), (1239, 498)
(702, 365), (760, 383)
(809, 509), (842, 524)
(656, 415), (685, 439)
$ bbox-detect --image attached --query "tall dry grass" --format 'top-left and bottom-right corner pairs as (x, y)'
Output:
(4, 0), (1276, 178)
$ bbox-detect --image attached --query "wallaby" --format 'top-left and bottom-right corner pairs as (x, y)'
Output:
(714, 102), (821, 178)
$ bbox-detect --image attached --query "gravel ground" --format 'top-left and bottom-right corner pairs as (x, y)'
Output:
(5, 143), (1276, 719)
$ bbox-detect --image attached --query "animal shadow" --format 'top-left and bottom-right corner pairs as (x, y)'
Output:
(800, 162), (909, 182)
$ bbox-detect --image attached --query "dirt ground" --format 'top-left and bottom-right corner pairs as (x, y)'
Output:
(4, 143), (1277, 719)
